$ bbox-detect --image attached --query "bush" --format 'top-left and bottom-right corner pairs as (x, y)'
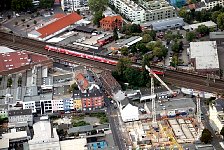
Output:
(72, 121), (90, 127)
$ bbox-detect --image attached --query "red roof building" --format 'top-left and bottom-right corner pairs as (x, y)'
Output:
(75, 73), (89, 92)
(0, 51), (51, 75)
(100, 15), (123, 31)
(33, 13), (82, 40)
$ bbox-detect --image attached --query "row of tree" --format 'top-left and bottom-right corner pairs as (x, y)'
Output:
(179, 5), (224, 30)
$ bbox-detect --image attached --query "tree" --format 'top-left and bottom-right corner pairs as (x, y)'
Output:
(178, 8), (187, 18)
(21, 18), (25, 23)
(124, 67), (141, 87)
(142, 34), (152, 43)
(113, 28), (118, 41)
(120, 47), (129, 56)
(171, 41), (180, 53)
(196, 25), (209, 35)
(121, 24), (142, 35)
(170, 55), (178, 67)
(69, 83), (79, 93)
(88, 0), (108, 12)
(11, 0), (33, 11)
(217, 13), (224, 30)
(7, 77), (12, 88)
(116, 58), (131, 75)
(39, 0), (54, 9)
(14, 21), (18, 26)
(33, 20), (37, 25)
(76, 9), (80, 15)
(211, 11), (221, 23)
(200, 128), (212, 144)
(93, 11), (104, 27)
(220, 126), (224, 138)
(26, 24), (30, 28)
(142, 54), (153, 67)
(136, 42), (149, 54)
(186, 31), (196, 42)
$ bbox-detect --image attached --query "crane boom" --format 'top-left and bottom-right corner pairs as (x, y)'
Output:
(145, 65), (176, 96)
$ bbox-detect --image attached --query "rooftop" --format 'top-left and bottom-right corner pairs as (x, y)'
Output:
(0, 46), (15, 53)
(8, 109), (32, 116)
(210, 32), (224, 39)
(37, 13), (82, 38)
(68, 125), (93, 134)
(183, 21), (217, 30)
(60, 138), (87, 150)
(73, 26), (96, 33)
(0, 138), (9, 149)
(189, 41), (219, 70)
(100, 15), (123, 23)
(75, 73), (89, 91)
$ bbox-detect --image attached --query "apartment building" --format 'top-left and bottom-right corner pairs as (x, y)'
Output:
(111, 0), (145, 24)
(8, 109), (33, 126)
(61, 0), (89, 11)
(100, 15), (123, 31)
(139, 0), (177, 22)
(201, 0), (224, 10)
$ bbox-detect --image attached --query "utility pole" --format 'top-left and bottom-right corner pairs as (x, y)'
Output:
(151, 75), (156, 123)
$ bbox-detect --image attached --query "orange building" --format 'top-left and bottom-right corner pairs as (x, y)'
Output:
(100, 15), (123, 31)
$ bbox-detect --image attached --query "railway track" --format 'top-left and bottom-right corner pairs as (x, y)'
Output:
(0, 31), (223, 94)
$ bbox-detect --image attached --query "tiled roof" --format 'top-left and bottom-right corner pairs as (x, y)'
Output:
(100, 15), (123, 23)
(0, 51), (50, 72)
(75, 73), (89, 91)
(8, 109), (32, 116)
(37, 13), (82, 38)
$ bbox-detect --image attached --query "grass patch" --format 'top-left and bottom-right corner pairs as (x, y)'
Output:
(72, 120), (90, 127)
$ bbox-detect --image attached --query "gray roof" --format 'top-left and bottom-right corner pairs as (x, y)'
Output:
(8, 109), (32, 116)
(210, 32), (224, 39)
(68, 125), (93, 134)
(204, 0), (219, 3)
(0, 104), (8, 110)
(141, 17), (185, 31)
(216, 99), (224, 108)
(120, 97), (130, 107)
(73, 89), (103, 99)
(93, 124), (110, 130)
(118, 36), (142, 46)
(215, 105), (223, 112)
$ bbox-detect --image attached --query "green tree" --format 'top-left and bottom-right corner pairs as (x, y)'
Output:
(39, 0), (54, 9)
(113, 28), (118, 41)
(120, 47), (128, 56)
(116, 58), (131, 75)
(88, 0), (108, 12)
(186, 31), (196, 42)
(136, 42), (149, 54)
(200, 128), (212, 144)
(196, 25), (209, 35)
(171, 41), (180, 53)
(76, 9), (80, 15)
(171, 55), (178, 67)
(142, 54), (153, 67)
(69, 83), (79, 93)
(142, 34), (152, 43)
(93, 11), (104, 27)
(11, 0), (33, 11)
(220, 126), (224, 138)
(33, 20), (37, 25)
(217, 13), (224, 30)
(178, 8), (187, 18)
(124, 67), (141, 87)
(121, 24), (142, 35)
(211, 11), (221, 23)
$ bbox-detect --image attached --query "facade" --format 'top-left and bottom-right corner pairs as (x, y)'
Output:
(8, 109), (33, 126)
(188, 41), (219, 74)
(110, 0), (145, 24)
(209, 99), (224, 132)
(61, 0), (89, 11)
(201, 0), (224, 10)
(73, 90), (82, 111)
(100, 15), (123, 31)
(210, 32), (224, 45)
(139, 0), (177, 22)
(63, 98), (73, 112)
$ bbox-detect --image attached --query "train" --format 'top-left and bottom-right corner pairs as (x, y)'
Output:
(44, 45), (164, 75)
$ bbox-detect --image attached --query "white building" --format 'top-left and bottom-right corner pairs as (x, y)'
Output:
(111, 0), (145, 24)
(61, 0), (89, 11)
(28, 117), (60, 150)
(201, 0), (224, 10)
(120, 103), (139, 122)
(188, 41), (219, 73)
(183, 21), (217, 31)
(60, 138), (87, 150)
(209, 99), (224, 132)
(8, 109), (33, 126)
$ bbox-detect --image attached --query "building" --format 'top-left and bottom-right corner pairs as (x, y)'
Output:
(73, 90), (82, 111)
(28, 13), (82, 41)
(61, 0), (89, 12)
(139, 0), (177, 22)
(75, 73), (89, 92)
(210, 32), (224, 45)
(100, 71), (122, 96)
(201, 0), (224, 10)
(100, 15), (123, 31)
(209, 99), (224, 132)
(28, 116), (60, 150)
(119, 98), (139, 122)
(169, 0), (186, 7)
(0, 138), (9, 150)
(110, 0), (145, 24)
(183, 21), (217, 31)
(141, 17), (184, 31)
(8, 109), (33, 126)
(60, 138), (88, 150)
(97, 34), (114, 46)
(81, 90), (104, 111)
(188, 41), (219, 74)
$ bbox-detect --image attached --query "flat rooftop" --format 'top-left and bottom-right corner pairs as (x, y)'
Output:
(60, 138), (87, 150)
(210, 32), (224, 39)
(183, 21), (217, 30)
(189, 41), (219, 70)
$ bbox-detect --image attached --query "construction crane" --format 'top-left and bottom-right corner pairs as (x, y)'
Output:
(196, 94), (202, 140)
(151, 72), (156, 123)
(145, 65), (177, 97)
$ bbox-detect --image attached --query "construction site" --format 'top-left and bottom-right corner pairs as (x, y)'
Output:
(121, 66), (204, 149)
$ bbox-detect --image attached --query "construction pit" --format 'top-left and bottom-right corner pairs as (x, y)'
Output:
(125, 117), (202, 150)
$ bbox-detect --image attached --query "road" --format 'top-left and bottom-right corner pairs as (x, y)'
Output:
(200, 99), (223, 149)
(105, 98), (128, 150)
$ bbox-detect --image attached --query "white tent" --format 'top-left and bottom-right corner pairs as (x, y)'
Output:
(120, 103), (139, 122)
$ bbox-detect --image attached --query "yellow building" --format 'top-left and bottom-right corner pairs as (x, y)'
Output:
(73, 99), (82, 111)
